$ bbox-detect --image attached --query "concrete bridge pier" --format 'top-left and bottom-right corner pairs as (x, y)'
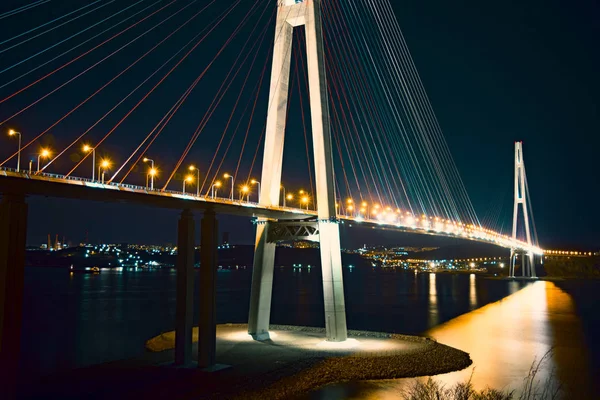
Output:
(0, 193), (28, 394)
(174, 209), (195, 366)
(198, 209), (218, 368)
(247, 221), (276, 341)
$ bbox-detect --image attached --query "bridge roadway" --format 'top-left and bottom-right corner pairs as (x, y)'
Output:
(0, 168), (539, 253)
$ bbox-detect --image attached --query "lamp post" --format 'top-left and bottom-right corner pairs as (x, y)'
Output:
(189, 165), (200, 196)
(8, 129), (21, 172)
(281, 185), (286, 206)
(240, 185), (250, 201)
(83, 144), (95, 181)
(99, 159), (110, 184)
(37, 148), (50, 173)
(251, 179), (260, 203)
(143, 157), (154, 190)
(183, 175), (193, 194)
(212, 181), (221, 198)
(147, 168), (157, 189)
(301, 195), (309, 210)
(286, 193), (293, 208)
(224, 173), (234, 201)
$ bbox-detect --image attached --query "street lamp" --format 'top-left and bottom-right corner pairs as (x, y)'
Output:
(189, 165), (200, 196)
(82, 144), (95, 181)
(211, 181), (221, 198)
(37, 148), (50, 173)
(224, 173), (234, 200)
(286, 193), (293, 208)
(251, 179), (260, 202)
(183, 175), (193, 194)
(143, 157), (154, 190)
(99, 159), (110, 184)
(8, 129), (21, 172)
(301, 195), (309, 210)
(147, 168), (157, 189)
(240, 184), (250, 201)
(280, 185), (285, 206)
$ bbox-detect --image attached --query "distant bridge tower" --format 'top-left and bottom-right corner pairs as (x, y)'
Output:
(509, 142), (535, 278)
(247, 0), (347, 342)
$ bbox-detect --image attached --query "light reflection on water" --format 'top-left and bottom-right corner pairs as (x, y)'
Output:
(313, 281), (596, 399)
(21, 266), (597, 399)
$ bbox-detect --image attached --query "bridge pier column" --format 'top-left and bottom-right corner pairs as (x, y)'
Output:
(318, 221), (347, 342)
(247, 221), (276, 340)
(198, 210), (218, 368)
(0, 193), (28, 393)
(509, 249), (515, 278)
(175, 209), (194, 366)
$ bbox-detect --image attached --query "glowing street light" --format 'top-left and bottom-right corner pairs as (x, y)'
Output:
(251, 179), (260, 202)
(147, 168), (157, 189)
(37, 148), (50, 173)
(189, 165), (200, 196)
(211, 181), (222, 198)
(240, 184), (250, 201)
(224, 173), (234, 201)
(286, 193), (293, 208)
(8, 129), (21, 172)
(99, 159), (110, 184)
(82, 144), (96, 181)
(301, 195), (310, 210)
(183, 175), (193, 194)
(143, 157), (155, 190)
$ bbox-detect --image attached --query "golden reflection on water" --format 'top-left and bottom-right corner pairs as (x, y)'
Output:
(351, 281), (593, 399)
(428, 273), (438, 327)
(469, 273), (476, 309)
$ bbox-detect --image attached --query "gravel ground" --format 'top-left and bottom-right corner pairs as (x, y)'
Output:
(146, 324), (472, 400)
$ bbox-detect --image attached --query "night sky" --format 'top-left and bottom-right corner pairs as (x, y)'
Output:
(1, 0), (598, 249)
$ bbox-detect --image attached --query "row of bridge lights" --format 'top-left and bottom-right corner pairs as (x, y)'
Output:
(6, 132), (315, 206)
(1, 131), (544, 253)
(544, 250), (594, 256)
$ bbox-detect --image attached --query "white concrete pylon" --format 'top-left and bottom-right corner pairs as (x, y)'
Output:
(247, 0), (348, 342)
(510, 142), (536, 278)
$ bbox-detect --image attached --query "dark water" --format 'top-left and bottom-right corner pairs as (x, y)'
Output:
(19, 266), (600, 398)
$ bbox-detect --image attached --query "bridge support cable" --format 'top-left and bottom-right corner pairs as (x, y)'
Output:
(73, 0), (246, 180)
(0, 0), (182, 131)
(162, 0), (273, 192)
(33, 0), (221, 175)
(323, 3), (410, 210)
(340, 0), (458, 221)
(0, 0), (165, 92)
(364, 0), (482, 227)
(195, 6), (275, 195)
(318, 0), (483, 227)
(322, 0), (438, 217)
(0, 0), (50, 21)
(110, 0), (261, 184)
(0, 0), (117, 59)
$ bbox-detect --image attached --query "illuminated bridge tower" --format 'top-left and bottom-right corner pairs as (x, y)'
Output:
(509, 141), (536, 278)
(248, 0), (347, 342)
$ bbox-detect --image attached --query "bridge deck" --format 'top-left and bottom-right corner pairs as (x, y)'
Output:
(0, 169), (540, 253)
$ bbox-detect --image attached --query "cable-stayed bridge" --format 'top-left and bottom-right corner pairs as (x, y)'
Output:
(0, 0), (543, 380)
